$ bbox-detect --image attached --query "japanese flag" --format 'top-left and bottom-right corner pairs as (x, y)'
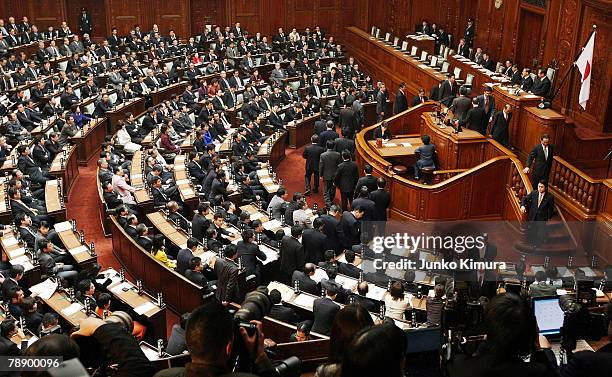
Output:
(575, 31), (595, 110)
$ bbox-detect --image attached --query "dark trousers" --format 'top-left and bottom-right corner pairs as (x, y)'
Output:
(305, 169), (319, 192)
(340, 191), (353, 212)
(323, 180), (335, 207)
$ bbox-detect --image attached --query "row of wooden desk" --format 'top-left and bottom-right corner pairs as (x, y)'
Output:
(49, 144), (79, 198)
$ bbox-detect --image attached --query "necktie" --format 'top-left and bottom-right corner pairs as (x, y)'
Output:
(543, 146), (548, 160)
(538, 194), (543, 207)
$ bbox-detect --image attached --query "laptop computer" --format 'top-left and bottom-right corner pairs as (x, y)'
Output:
(532, 296), (564, 341)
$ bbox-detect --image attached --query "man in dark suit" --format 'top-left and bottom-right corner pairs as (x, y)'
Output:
(449, 86), (471, 123)
(348, 282), (377, 312)
(490, 105), (512, 147)
(268, 289), (299, 324)
(338, 250), (361, 278)
(320, 205), (342, 253)
(0, 319), (23, 357)
(236, 229), (267, 284)
(524, 133), (554, 187)
(302, 218), (327, 264)
(411, 88), (429, 107)
(334, 151), (359, 212)
(351, 186), (376, 222)
(393, 82), (408, 114)
(520, 68), (534, 92)
(372, 121), (392, 140)
(333, 129), (356, 158)
(532, 69), (551, 97)
(354, 164), (378, 199)
(318, 121), (338, 148)
(176, 237), (198, 275)
(319, 140), (342, 207)
(314, 112), (328, 136)
(302, 135), (325, 195)
(521, 181), (555, 246)
(291, 265), (319, 295)
(439, 74), (458, 107)
(214, 245), (240, 305)
(458, 97), (489, 135)
(370, 178), (391, 222)
(338, 207), (364, 249)
(280, 226), (305, 284)
(312, 286), (341, 336)
(477, 86), (496, 121)
(375, 83), (388, 121)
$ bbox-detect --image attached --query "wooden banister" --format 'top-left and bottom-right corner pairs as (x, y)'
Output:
(549, 156), (604, 214)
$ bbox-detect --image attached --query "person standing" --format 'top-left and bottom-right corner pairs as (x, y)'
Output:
(302, 135), (324, 196)
(521, 180), (555, 246)
(334, 151), (359, 212)
(319, 140), (342, 208)
(490, 104), (512, 147)
(523, 134), (554, 187)
(393, 82), (408, 114)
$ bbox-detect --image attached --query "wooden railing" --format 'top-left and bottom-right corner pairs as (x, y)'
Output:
(432, 169), (468, 183)
(549, 156), (603, 217)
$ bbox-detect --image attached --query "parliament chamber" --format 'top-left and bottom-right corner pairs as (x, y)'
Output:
(0, 1), (611, 376)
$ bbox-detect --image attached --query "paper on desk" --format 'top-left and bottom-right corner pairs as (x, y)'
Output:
(531, 265), (545, 274)
(110, 281), (133, 294)
(293, 294), (316, 310)
(384, 143), (397, 147)
(8, 247), (26, 259)
(30, 278), (58, 300)
(54, 221), (73, 232)
(11, 255), (30, 266)
(3, 237), (18, 247)
(224, 226), (238, 235)
(401, 143), (413, 148)
(311, 268), (329, 284)
(250, 212), (264, 221)
(182, 188), (194, 197)
(595, 289), (604, 297)
(27, 335), (39, 348)
(556, 289), (568, 296)
(134, 301), (157, 315)
(262, 219), (281, 230)
(69, 245), (88, 256)
(62, 303), (83, 317)
(267, 185), (280, 192)
(267, 281), (294, 302)
(556, 266), (573, 278)
(259, 245), (279, 265)
(176, 179), (189, 185)
(260, 177), (273, 184)
(524, 94), (540, 99)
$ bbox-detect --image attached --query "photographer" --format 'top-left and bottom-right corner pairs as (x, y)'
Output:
(447, 293), (558, 377)
(155, 301), (277, 377)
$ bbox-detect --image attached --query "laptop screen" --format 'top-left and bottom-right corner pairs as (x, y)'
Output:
(533, 297), (565, 336)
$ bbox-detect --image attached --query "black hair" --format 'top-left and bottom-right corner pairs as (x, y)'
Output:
(185, 300), (233, 361)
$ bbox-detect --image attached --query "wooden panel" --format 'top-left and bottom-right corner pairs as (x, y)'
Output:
(152, 0), (190, 37)
(191, 0), (226, 33)
(516, 8), (545, 68)
(65, 0), (108, 38)
(24, 0), (66, 29)
(106, 0), (144, 35)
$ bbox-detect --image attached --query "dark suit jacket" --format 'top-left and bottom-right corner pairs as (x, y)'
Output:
(334, 160), (359, 193)
(303, 144), (325, 172)
(526, 143), (554, 183)
(372, 126), (392, 140)
(369, 189), (391, 221)
(460, 106), (488, 135)
(214, 258), (239, 303)
(320, 214), (341, 252)
(318, 130), (339, 148)
(280, 236), (305, 277)
(312, 297), (340, 335)
(0, 335), (22, 357)
(319, 150), (342, 181)
(532, 76), (551, 97)
(176, 248), (194, 275)
(439, 80), (458, 106)
(522, 190), (554, 221)
(236, 241), (267, 278)
(314, 119), (327, 136)
(521, 75), (534, 92)
(338, 211), (360, 249)
(333, 137), (355, 157)
(269, 304), (299, 324)
(351, 197), (375, 221)
(490, 111), (511, 147)
(393, 90), (408, 114)
(302, 228), (327, 264)
(291, 270), (318, 295)
(354, 175), (378, 198)
(338, 263), (361, 279)
(411, 95), (429, 107)
(450, 96), (472, 122)
(348, 294), (377, 312)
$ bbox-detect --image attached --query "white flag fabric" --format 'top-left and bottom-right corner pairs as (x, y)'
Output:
(575, 31), (595, 110)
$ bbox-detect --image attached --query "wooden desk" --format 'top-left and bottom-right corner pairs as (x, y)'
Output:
(53, 221), (97, 268)
(0, 233), (39, 283)
(286, 113), (319, 149)
(44, 180), (66, 223)
(71, 117), (108, 166)
(257, 131), (286, 169)
(110, 215), (205, 314)
(256, 169), (281, 195)
(516, 106), (566, 161)
(39, 289), (90, 328)
(446, 54), (510, 92)
(344, 27), (446, 99)
(106, 97), (146, 133)
(173, 156), (199, 211)
(97, 268), (167, 341)
(150, 82), (188, 107)
(130, 151), (154, 214)
(406, 34), (436, 56)
(147, 211), (190, 250)
(49, 145), (79, 199)
(368, 137), (424, 158)
(420, 113), (488, 169)
(491, 85), (543, 153)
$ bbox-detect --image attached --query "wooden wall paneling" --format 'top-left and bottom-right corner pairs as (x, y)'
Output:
(152, 0), (190, 37)
(105, 0), (144, 35)
(23, 0), (66, 30)
(229, 0), (262, 36)
(190, 0), (227, 34)
(65, 0), (108, 38)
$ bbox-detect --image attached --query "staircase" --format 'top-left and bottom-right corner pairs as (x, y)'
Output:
(515, 205), (578, 258)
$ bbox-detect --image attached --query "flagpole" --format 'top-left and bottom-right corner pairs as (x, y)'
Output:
(549, 24), (597, 103)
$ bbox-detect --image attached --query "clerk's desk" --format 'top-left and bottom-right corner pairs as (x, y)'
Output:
(367, 112), (488, 169)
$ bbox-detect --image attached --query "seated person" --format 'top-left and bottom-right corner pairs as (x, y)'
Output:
(372, 120), (392, 140)
(166, 312), (190, 355)
(383, 281), (412, 320)
(268, 289), (299, 324)
(95, 293), (146, 340)
(413, 134), (435, 180)
(151, 234), (176, 269)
